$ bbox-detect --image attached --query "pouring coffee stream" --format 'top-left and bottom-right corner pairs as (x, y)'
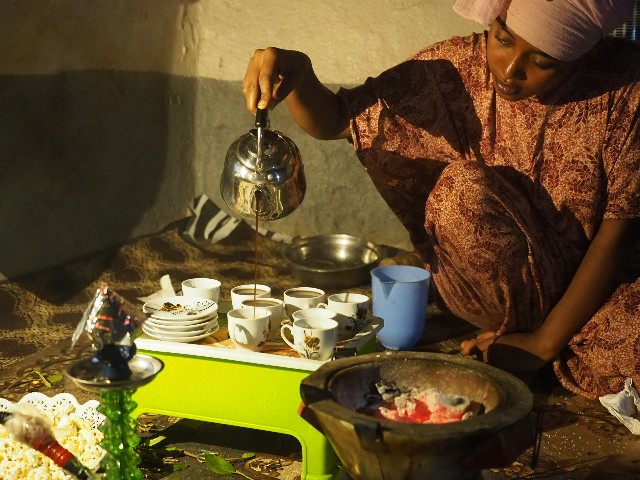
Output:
(254, 188), (261, 316)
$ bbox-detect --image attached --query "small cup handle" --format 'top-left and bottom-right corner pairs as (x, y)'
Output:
(281, 324), (296, 350)
(233, 324), (248, 346)
(317, 303), (328, 309)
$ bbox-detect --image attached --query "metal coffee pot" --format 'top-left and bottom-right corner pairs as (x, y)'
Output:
(220, 108), (305, 221)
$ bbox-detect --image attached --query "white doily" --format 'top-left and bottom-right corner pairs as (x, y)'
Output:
(0, 392), (106, 478)
(0, 392), (104, 430)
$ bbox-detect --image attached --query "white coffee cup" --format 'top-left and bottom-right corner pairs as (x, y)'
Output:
(241, 297), (284, 341)
(283, 287), (326, 319)
(281, 312), (338, 361)
(181, 278), (222, 302)
(227, 306), (271, 352)
(230, 284), (271, 309)
(318, 292), (371, 338)
(291, 307), (339, 324)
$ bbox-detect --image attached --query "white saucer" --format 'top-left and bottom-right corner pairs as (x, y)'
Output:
(142, 324), (219, 343)
(147, 312), (218, 327)
(143, 318), (218, 336)
(145, 314), (218, 330)
(143, 296), (218, 321)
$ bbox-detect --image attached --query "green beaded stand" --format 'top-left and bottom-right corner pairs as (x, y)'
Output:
(97, 389), (142, 480)
(66, 353), (164, 480)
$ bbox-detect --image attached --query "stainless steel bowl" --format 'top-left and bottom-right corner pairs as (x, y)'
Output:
(283, 234), (381, 289)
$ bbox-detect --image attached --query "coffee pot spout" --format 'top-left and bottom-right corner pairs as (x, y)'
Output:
(220, 108), (306, 221)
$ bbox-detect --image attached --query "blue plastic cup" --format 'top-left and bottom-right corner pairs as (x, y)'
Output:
(371, 265), (431, 350)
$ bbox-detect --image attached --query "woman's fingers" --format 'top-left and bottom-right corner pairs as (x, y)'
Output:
(460, 338), (479, 356)
(256, 47), (280, 109)
(242, 52), (262, 113)
(461, 331), (498, 360)
(242, 47), (311, 114)
(476, 330), (498, 341)
(463, 331), (549, 373)
(242, 48), (278, 113)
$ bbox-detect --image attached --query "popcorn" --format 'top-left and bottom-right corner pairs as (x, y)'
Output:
(0, 400), (104, 480)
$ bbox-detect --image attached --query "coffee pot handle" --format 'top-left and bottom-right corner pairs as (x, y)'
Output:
(255, 108), (269, 171)
(255, 108), (269, 128)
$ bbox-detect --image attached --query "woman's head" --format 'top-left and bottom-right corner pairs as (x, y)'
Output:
(455, 0), (634, 100)
(500, 0), (634, 62)
(486, 17), (576, 101)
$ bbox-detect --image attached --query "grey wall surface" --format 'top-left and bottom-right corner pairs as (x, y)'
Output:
(0, 71), (196, 278)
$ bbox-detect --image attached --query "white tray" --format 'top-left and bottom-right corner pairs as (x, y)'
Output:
(136, 316), (383, 372)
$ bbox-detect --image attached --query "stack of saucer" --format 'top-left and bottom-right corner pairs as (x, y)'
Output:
(142, 295), (219, 343)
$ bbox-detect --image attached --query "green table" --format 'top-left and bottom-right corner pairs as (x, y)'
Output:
(132, 317), (381, 480)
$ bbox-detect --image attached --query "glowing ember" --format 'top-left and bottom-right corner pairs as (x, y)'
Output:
(361, 380), (484, 424)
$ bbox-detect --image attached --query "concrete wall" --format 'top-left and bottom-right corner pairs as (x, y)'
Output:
(0, 0), (479, 280)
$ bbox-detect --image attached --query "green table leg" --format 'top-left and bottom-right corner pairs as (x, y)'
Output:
(132, 351), (338, 480)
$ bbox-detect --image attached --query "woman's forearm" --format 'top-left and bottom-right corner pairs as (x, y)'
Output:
(535, 218), (636, 359)
(286, 67), (350, 140)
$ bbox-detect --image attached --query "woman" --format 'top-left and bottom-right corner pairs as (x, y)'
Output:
(241, 0), (640, 400)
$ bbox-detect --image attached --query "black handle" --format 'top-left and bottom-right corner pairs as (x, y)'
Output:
(255, 108), (269, 128)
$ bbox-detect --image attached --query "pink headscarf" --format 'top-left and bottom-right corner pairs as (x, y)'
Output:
(453, 0), (635, 61)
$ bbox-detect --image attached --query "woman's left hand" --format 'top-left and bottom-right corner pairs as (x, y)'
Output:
(461, 331), (551, 373)
(460, 331), (498, 361)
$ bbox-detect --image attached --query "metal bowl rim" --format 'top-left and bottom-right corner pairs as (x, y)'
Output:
(283, 234), (380, 274)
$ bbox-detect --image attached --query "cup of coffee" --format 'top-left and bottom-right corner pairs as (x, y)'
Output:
(230, 284), (271, 309)
(182, 278), (222, 302)
(283, 287), (326, 319)
(281, 310), (338, 361)
(318, 292), (370, 339)
(241, 297), (284, 340)
(226, 306), (271, 352)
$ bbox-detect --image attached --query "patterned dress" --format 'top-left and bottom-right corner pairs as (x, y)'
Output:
(338, 32), (640, 399)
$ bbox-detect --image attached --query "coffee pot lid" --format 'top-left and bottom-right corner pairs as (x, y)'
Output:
(233, 108), (298, 173)
(235, 128), (292, 171)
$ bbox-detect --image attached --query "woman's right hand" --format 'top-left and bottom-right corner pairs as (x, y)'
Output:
(242, 47), (312, 114)
(242, 47), (350, 140)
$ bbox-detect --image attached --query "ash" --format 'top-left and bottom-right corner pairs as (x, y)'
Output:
(362, 380), (484, 424)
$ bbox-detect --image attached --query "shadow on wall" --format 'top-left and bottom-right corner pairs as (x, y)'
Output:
(0, 0), (205, 282)
(0, 69), (196, 280)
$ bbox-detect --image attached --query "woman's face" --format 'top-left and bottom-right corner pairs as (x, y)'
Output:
(487, 18), (576, 101)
